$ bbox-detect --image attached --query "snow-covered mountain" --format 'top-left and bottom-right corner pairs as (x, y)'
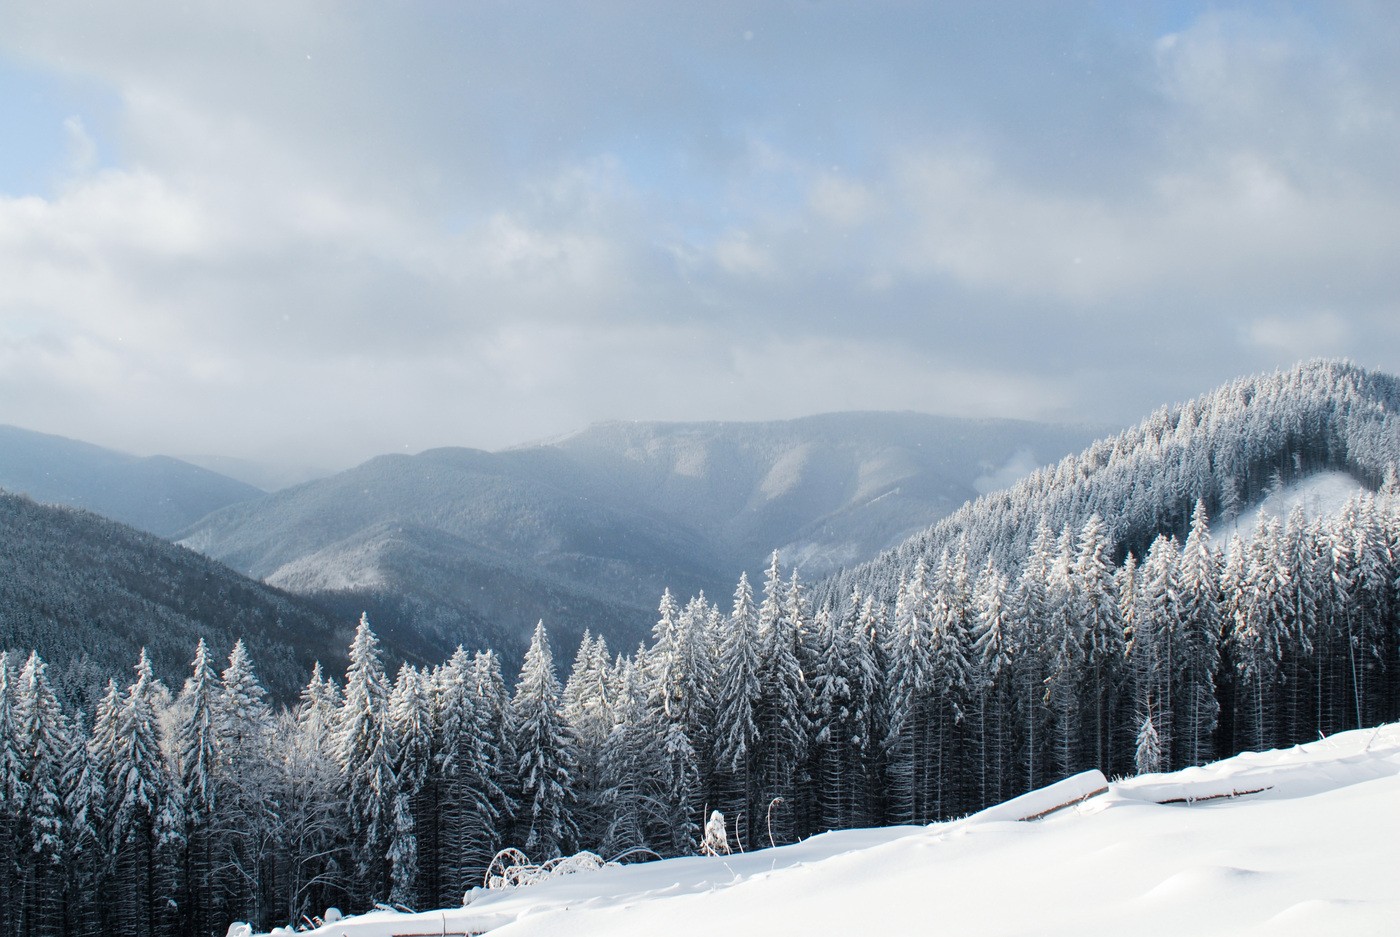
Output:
(0, 423), (264, 537)
(179, 412), (1101, 659)
(271, 723), (1400, 937)
(0, 490), (351, 700)
(819, 360), (1400, 610)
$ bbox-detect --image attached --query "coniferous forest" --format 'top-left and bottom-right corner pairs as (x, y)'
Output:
(3, 362), (1400, 936)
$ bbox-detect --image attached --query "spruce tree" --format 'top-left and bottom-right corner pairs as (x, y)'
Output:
(176, 640), (221, 937)
(510, 622), (578, 860)
(15, 652), (70, 936)
(712, 572), (762, 847)
(388, 664), (433, 909)
(338, 614), (397, 905)
(753, 554), (808, 844)
(1176, 502), (1221, 766)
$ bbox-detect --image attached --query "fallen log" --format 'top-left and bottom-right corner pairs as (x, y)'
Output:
(968, 770), (1111, 824)
(1155, 786), (1271, 805)
(1020, 784), (1111, 821)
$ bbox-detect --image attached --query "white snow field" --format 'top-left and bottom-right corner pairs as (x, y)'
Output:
(271, 725), (1400, 937)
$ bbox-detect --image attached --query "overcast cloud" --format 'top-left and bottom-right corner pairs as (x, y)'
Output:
(1, 1), (1398, 470)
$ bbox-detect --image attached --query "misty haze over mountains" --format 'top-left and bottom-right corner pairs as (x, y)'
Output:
(175, 412), (1106, 659)
(0, 424), (265, 537)
(0, 411), (1101, 670)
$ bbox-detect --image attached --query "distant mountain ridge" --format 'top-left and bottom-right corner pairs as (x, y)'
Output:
(0, 423), (263, 536)
(545, 412), (1109, 575)
(180, 411), (1104, 658)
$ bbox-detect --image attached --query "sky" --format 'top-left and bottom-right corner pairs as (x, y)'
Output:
(2, 1), (1399, 471)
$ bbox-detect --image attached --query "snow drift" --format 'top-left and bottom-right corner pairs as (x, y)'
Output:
(268, 724), (1400, 936)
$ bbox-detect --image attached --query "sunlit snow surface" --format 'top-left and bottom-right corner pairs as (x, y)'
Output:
(1219, 470), (1365, 547)
(278, 725), (1400, 936)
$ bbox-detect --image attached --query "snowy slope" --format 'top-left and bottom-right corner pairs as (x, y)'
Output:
(1219, 470), (1366, 546)
(272, 725), (1400, 936)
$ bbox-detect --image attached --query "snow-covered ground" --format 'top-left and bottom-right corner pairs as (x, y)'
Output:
(274, 725), (1400, 936)
(1220, 470), (1365, 546)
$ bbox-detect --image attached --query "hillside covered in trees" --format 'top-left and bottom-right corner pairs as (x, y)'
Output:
(0, 492), (352, 702)
(820, 359), (1400, 609)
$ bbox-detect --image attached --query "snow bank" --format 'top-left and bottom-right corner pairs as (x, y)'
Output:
(963, 769), (1107, 824)
(270, 725), (1400, 937)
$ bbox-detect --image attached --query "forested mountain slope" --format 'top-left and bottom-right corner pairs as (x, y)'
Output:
(0, 491), (350, 701)
(180, 412), (1098, 659)
(0, 423), (263, 536)
(820, 360), (1400, 608)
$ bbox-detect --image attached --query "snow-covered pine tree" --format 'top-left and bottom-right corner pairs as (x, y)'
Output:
(15, 652), (71, 936)
(0, 654), (20, 937)
(566, 631), (616, 851)
(1279, 510), (1323, 740)
(597, 649), (652, 859)
(1175, 502), (1221, 766)
(1043, 525), (1085, 780)
(434, 648), (513, 902)
(712, 572), (762, 848)
(338, 614), (398, 906)
(883, 562), (933, 823)
(1135, 535), (1182, 769)
(510, 622), (578, 860)
(471, 650), (517, 866)
(677, 593), (719, 787)
(1232, 520), (1291, 751)
(388, 664), (433, 909)
(279, 665), (347, 925)
(107, 650), (176, 937)
(214, 640), (277, 927)
(430, 649), (473, 906)
(653, 718), (701, 856)
(1074, 514), (1124, 776)
(386, 789), (418, 910)
(175, 639), (221, 937)
(971, 558), (1012, 807)
(849, 592), (887, 826)
(1008, 521), (1054, 791)
(1342, 493), (1392, 728)
(1134, 712), (1162, 775)
(59, 707), (105, 937)
(808, 603), (854, 832)
(648, 591), (718, 832)
(927, 548), (976, 816)
(752, 554), (808, 845)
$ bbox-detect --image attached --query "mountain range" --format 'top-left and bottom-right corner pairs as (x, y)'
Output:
(0, 423), (264, 537)
(2, 361), (1396, 701)
(176, 412), (1105, 660)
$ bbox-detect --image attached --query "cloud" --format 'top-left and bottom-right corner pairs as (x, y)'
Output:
(61, 116), (96, 175)
(0, 3), (1399, 468)
(1244, 313), (1354, 359)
